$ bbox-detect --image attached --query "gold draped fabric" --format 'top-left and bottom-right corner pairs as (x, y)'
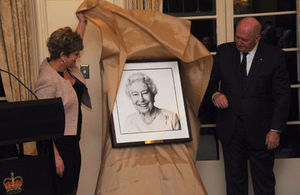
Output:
(124, 0), (162, 11)
(77, 0), (213, 194)
(0, 0), (36, 155)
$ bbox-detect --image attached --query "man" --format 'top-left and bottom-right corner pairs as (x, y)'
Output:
(208, 17), (290, 194)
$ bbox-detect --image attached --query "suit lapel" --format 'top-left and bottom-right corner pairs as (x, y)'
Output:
(234, 49), (241, 79)
(241, 42), (264, 92)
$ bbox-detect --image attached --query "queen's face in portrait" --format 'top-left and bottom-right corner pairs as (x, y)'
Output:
(127, 80), (155, 114)
(123, 72), (181, 132)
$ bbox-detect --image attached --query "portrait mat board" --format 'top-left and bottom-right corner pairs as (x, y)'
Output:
(111, 60), (191, 147)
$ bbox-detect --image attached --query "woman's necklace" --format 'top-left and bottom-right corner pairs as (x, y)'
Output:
(140, 107), (160, 124)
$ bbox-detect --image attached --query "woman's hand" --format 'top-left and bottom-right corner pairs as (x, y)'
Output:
(76, 12), (86, 23)
(76, 12), (87, 38)
(53, 143), (64, 177)
(55, 153), (64, 177)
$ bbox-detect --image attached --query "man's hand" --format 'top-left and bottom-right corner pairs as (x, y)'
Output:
(213, 92), (229, 109)
(265, 130), (280, 150)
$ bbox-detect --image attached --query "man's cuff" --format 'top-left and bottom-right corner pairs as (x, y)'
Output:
(271, 129), (281, 134)
(212, 92), (221, 104)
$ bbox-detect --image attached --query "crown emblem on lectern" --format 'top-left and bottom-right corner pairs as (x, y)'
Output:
(2, 172), (23, 194)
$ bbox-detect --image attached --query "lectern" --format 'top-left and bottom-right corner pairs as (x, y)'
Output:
(0, 98), (65, 195)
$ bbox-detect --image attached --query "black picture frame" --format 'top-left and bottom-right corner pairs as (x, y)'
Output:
(111, 60), (191, 147)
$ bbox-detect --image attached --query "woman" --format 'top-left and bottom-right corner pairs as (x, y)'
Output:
(34, 13), (91, 195)
(123, 72), (181, 133)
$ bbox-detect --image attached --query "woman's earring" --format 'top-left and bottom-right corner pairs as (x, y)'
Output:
(60, 59), (65, 65)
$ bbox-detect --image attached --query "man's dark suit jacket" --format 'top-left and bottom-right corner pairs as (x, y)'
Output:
(208, 41), (290, 149)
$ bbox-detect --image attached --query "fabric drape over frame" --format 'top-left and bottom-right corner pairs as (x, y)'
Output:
(77, 0), (213, 194)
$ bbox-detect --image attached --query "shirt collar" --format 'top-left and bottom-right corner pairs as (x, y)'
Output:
(241, 42), (259, 57)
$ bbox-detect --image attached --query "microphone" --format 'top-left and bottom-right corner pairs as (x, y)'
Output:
(0, 68), (38, 100)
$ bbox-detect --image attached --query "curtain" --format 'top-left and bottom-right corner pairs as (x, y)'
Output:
(0, 0), (35, 102)
(125, 0), (162, 11)
(0, 0), (36, 155)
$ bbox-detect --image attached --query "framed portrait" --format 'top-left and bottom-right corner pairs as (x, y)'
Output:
(111, 60), (191, 147)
